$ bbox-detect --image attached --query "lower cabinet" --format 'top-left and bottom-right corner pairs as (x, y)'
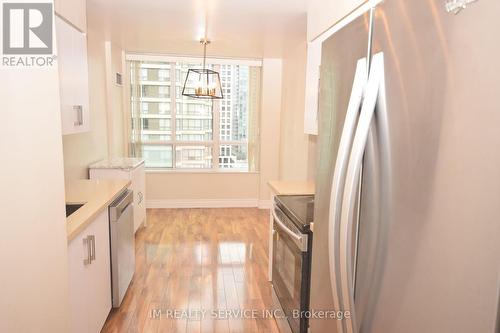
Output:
(68, 209), (111, 333)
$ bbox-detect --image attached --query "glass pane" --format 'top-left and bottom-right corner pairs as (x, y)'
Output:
(218, 65), (249, 141)
(177, 101), (212, 117)
(140, 65), (170, 82)
(175, 119), (212, 141)
(175, 146), (212, 169)
(141, 85), (170, 99)
(140, 145), (173, 168)
(177, 62), (198, 88)
(140, 102), (170, 116)
(140, 118), (172, 141)
(219, 144), (248, 170)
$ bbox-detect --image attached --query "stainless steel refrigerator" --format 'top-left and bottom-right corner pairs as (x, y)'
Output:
(309, 1), (500, 333)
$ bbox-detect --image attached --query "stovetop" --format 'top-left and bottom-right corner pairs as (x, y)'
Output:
(275, 195), (314, 233)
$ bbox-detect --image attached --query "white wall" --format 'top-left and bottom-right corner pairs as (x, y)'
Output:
(259, 59), (283, 200)
(279, 40), (310, 180)
(0, 15), (70, 333)
(278, 14), (317, 182)
(105, 41), (126, 158)
(146, 172), (260, 205)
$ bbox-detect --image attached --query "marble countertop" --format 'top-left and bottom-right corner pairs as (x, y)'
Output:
(66, 179), (131, 242)
(267, 180), (315, 195)
(88, 157), (144, 170)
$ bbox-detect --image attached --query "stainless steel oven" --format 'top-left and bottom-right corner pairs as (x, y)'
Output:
(272, 198), (312, 333)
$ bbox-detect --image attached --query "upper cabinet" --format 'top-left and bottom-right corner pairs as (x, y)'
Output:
(305, 0), (374, 134)
(56, 16), (90, 135)
(54, 0), (87, 33)
(307, 0), (366, 41)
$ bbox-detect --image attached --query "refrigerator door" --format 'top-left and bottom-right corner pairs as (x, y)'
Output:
(309, 11), (372, 333)
(353, 1), (500, 332)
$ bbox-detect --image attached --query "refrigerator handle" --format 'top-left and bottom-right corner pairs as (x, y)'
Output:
(328, 57), (368, 333)
(339, 52), (386, 333)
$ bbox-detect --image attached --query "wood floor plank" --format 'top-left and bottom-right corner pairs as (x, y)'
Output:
(102, 208), (280, 333)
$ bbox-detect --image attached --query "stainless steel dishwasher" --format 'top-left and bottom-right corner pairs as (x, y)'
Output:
(109, 190), (135, 308)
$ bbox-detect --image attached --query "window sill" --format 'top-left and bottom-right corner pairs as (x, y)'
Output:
(146, 169), (259, 175)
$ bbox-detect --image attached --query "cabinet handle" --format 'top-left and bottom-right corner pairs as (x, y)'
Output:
(83, 236), (91, 265)
(138, 191), (143, 205)
(73, 105), (83, 126)
(90, 235), (96, 262)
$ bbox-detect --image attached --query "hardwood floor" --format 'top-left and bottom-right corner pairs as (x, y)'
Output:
(102, 208), (281, 333)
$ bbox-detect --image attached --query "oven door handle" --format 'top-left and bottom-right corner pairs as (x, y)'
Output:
(272, 208), (308, 252)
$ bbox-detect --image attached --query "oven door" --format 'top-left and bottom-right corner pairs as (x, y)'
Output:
(272, 207), (308, 333)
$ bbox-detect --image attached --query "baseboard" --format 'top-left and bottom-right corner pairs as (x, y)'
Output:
(258, 200), (272, 209)
(146, 198), (266, 209)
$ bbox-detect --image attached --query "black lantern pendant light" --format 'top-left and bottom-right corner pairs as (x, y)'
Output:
(181, 39), (223, 99)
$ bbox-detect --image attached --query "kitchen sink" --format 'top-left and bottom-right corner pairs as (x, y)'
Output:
(65, 203), (85, 218)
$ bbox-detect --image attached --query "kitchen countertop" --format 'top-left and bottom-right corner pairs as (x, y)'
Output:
(267, 180), (315, 195)
(88, 157), (144, 170)
(66, 179), (130, 242)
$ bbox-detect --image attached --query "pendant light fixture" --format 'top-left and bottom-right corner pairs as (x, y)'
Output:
(182, 39), (223, 99)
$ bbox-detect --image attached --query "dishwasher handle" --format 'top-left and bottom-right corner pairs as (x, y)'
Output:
(110, 190), (133, 221)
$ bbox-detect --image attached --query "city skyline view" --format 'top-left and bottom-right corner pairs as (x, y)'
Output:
(130, 60), (258, 170)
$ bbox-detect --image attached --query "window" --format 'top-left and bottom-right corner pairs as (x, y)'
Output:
(129, 60), (261, 171)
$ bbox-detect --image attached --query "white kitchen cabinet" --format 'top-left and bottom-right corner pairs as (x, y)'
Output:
(55, 16), (90, 135)
(304, 0), (381, 135)
(67, 209), (111, 333)
(54, 0), (87, 33)
(90, 158), (146, 233)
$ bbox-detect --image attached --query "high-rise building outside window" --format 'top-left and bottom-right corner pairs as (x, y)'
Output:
(129, 58), (261, 171)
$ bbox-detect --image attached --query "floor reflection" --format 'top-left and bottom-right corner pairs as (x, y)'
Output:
(102, 208), (280, 333)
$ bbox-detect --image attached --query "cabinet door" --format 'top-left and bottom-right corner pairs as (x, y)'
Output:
(55, 16), (75, 135)
(85, 210), (112, 333)
(55, 16), (90, 135)
(67, 222), (92, 333)
(131, 164), (146, 232)
(68, 210), (111, 333)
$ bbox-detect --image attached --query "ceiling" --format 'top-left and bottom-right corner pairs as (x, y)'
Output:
(88, 0), (308, 58)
